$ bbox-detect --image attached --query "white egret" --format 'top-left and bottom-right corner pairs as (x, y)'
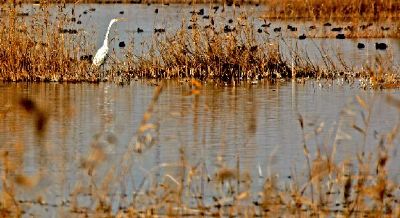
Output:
(92, 18), (124, 67)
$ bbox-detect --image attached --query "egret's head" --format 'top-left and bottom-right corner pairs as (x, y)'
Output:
(111, 18), (126, 23)
(107, 18), (126, 30)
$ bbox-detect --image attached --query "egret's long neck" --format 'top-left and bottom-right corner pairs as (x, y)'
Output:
(103, 21), (115, 47)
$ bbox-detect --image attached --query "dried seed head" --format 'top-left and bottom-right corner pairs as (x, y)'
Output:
(19, 97), (37, 112)
(14, 174), (40, 188)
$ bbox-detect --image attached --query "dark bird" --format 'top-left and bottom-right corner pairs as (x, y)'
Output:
(381, 26), (390, 31)
(323, 22), (332, 27)
(17, 12), (29, 16)
(137, 27), (144, 33)
(59, 28), (68, 33)
(375, 42), (388, 50)
(119, 11), (124, 14)
(360, 24), (367, 30)
(119, 41), (126, 48)
(298, 34), (306, 40)
(224, 25), (235, 33)
(287, 25), (297, 31)
(273, 27), (281, 32)
(357, 43), (365, 49)
(331, 27), (343, 32)
(344, 25), (354, 31)
(336, 33), (345, 39)
(202, 15), (209, 19)
(257, 28), (262, 33)
(80, 54), (93, 61)
(77, 20), (82, 24)
(213, 6), (219, 12)
(228, 19), (233, 23)
(59, 28), (78, 34)
(261, 23), (271, 28)
(309, 25), (316, 30)
(154, 28), (165, 33)
(69, 29), (78, 34)
(188, 24), (197, 29)
(360, 23), (373, 30)
(155, 8), (158, 13)
(198, 8), (205, 15)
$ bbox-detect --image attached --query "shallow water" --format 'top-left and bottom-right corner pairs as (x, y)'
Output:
(15, 3), (400, 69)
(1, 80), (400, 215)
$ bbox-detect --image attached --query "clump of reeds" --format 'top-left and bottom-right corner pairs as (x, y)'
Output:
(357, 55), (400, 89)
(121, 14), (344, 82)
(0, 2), (94, 82)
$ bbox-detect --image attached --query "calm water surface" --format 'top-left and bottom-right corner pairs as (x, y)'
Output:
(1, 80), (400, 215)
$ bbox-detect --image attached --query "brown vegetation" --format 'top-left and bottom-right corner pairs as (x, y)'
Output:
(0, 4), (94, 82)
(263, 0), (400, 21)
(0, 1), (399, 88)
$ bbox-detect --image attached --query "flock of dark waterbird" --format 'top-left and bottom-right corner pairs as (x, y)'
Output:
(46, 3), (390, 52)
(261, 22), (388, 50)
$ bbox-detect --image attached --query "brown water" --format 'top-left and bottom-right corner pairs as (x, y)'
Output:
(1, 80), (400, 215)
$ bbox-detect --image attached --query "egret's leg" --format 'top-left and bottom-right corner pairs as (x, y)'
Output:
(101, 64), (105, 80)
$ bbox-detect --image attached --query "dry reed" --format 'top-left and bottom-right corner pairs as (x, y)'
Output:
(263, 0), (400, 21)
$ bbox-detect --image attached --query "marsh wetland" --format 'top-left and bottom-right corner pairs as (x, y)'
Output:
(1, 1), (400, 217)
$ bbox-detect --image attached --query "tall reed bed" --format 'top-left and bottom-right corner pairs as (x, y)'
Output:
(0, 1), (399, 87)
(264, 0), (400, 21)
(123, 22), (300, 81)
(0, 3), (94, 82)
(122, 20), (400, 87)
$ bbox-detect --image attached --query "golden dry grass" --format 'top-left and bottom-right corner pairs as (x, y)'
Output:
(0, 4), (94, 82)
(263, 0), (400, 21)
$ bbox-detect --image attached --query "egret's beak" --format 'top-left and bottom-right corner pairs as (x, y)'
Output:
(116, 18), (127, 22)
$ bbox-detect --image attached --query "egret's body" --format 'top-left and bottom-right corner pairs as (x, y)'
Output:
(93, 46), (109, 67)
(92, 18), (122, 67)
